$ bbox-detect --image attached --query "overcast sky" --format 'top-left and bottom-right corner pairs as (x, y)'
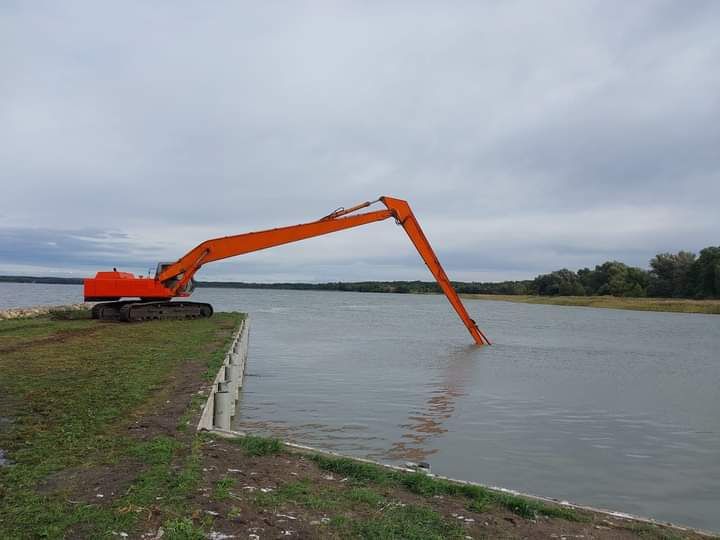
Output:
(1, 1), (718, 282)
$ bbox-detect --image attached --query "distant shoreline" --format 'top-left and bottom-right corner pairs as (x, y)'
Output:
(2, 275), (718, 314)
(462, 293), (720, 315)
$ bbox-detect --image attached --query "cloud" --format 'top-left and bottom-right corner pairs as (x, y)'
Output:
(1, 1), (718, 281)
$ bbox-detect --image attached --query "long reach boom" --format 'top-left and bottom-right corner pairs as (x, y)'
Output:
(84, 196), (490, 345)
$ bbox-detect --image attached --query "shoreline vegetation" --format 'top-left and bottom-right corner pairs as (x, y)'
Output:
(1, 310), (714, 539)
(461, 293), (720, 315)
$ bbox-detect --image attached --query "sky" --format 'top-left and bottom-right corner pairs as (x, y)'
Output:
(1, 1), (719, 282)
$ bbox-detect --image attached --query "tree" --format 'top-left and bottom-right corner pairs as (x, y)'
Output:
(578, 261), (649, 297)
(648, 251), (696, 297)
(532, 269), (586, 296)
(688, 246), (720, 298)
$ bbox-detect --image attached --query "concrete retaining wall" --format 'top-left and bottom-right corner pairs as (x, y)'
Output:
(197, 316), (249, 431)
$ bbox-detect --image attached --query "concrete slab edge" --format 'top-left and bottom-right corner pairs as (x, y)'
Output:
(197, 316), (249, 431)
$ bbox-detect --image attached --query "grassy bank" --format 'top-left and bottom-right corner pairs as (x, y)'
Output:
(0, 312), (713, 539)
(0, 310), (242, 538)
(462, 294), (720, 314)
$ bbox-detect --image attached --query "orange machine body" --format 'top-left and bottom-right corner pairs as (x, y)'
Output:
(84, 271), (178, 301)
(84, 196), (490, 345)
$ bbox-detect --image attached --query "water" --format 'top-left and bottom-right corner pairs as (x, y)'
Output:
(0, 282), (83, 309)
(2, 283), (719, 530)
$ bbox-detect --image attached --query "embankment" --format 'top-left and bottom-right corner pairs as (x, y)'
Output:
(0, 309), (715, 539)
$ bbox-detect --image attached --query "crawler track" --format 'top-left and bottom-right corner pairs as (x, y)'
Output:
(92, 301), (213, 322)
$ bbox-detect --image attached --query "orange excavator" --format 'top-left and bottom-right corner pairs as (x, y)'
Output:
(84, 196), (490, 345)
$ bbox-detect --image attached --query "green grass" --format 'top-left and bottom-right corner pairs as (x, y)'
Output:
(346, 486), (384, 506)
(130, 435), (182, 464)
(341, 503), (466, 540)
(164, 517), (206, 540)
(307, 455), (390, 484)
(0, 313), (242, 539)
(213, 476), (234, 501)
(463, 293), (720, 314)
(252, 479), (343, 511)
(246, 476), (468, 539)
(177, 393), (206, 432)
(623, 523), (686, 540)
(225, 434), (283, 456)
(309, 454), (587, 522)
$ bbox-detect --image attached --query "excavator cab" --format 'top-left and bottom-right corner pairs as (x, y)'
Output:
(154, 262), (195, 296)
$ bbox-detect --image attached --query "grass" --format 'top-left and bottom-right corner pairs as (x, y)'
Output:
(309, 454), (587, 522)
(164, 517), (206, 540)
(177, 393), (206, 432)
(463, 293), (720, 314)
(0, 312), (242, 539)
(623, 523), (686, 540)
(252, 479), (344, 511)
(248, 477), (467, 538)
(226, 434), (283, 456)
(343, 504), (467, 540)
(213, 476), (234, 501)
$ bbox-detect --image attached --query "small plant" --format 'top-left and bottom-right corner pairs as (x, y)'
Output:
(228, 435), (283, 456)
(130, 436), (181, 465)
(164, 517), (204, 540)
(227, 506), (242, 519)
(213, 477), (234, 501)
(624, 523), (684, 540)
(343, 504), (465, 540)
(346, 487), (383, 506)
(177, 394), (205, 432)
(309, 454), (389, 484)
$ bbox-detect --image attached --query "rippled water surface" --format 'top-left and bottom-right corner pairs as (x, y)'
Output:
(3, 283), (719, 530)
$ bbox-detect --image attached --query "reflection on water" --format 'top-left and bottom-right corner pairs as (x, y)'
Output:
(383, 345), (476, 462)
(2, 284), (719, 531)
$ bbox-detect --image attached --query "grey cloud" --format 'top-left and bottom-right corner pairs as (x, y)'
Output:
(0, 227), (163, 270)
(1, 1), (718, 280)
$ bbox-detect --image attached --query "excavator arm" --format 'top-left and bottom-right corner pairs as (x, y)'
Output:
(379, 197), (490, 346)
(84, 196), (490, 345)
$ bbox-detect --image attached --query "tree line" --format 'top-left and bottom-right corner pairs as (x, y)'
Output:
(529, 246), (720, 299)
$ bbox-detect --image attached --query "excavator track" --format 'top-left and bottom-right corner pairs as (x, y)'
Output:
(91, 300), (136, 321)
(120, 301), (213, 322)
(92, 301), (213, 322)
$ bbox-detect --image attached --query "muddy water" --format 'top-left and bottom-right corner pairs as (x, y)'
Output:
(2, 284), (719, 530)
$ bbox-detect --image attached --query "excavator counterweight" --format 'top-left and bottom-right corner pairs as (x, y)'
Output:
(84, 197), (490, 345)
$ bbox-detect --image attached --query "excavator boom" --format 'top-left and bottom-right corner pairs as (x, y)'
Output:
(84, 196), (490, 345)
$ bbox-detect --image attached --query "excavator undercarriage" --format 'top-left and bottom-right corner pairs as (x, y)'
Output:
(91, 300), (213, 322)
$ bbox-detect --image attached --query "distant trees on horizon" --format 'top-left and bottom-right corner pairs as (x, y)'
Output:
(528, 246), (720, 299)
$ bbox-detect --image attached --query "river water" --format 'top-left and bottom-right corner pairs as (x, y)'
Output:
(2, 283), (719, 530)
